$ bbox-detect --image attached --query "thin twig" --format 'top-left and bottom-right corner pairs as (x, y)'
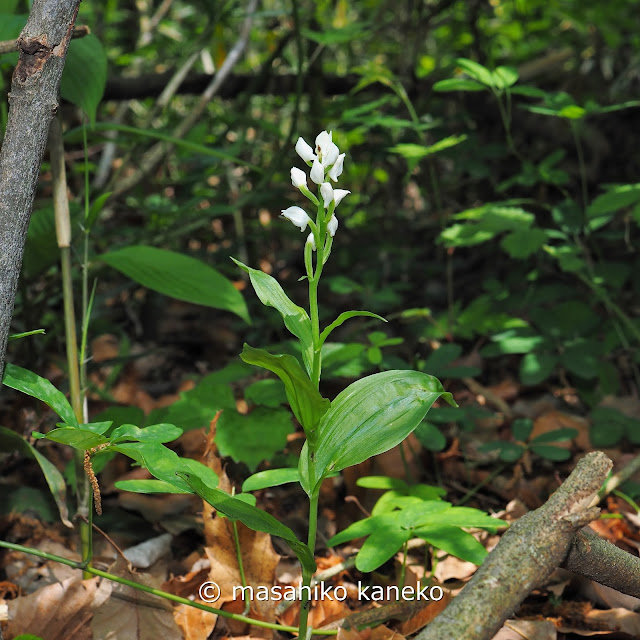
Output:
(0, 25), (89, 54)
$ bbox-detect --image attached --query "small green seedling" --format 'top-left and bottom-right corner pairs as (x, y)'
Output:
(479, 418), (577, 463)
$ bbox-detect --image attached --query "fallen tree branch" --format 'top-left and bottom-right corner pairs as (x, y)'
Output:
(416, 451), (612, 640)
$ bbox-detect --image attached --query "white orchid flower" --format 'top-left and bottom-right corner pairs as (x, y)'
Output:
(290, 167), (307, 189)
(281, 206), (311, 231)
(328, 153), (345, 182)
(310, 159), (325, 185)
(295, 137), (316, 163)
(314, 131), (332, 158)
(327, 215), (338, 237)
(333, 189), (350, 206)
(322, 142), (340, 168)
(320, 182), (334, 208)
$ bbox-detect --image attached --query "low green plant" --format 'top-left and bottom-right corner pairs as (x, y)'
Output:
(328, 475), (505, 580)
(1, 130), (457, 637)
(479, 418), (578, 463)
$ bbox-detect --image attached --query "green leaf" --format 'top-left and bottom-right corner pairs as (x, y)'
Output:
(35, 427), (108, 450)
(61, 34), (107, 126)
(356, 476), (409, 491)
(245, 379), (287, 408)
(113, 442), (218, 494)
(588, 184), (640, 217)
(178, 471), (316, 573)
(216, 407), (294, 472)
(479, 441), (525, 462)
(327, 515), (382, 547)
(531, 428), (578, 444)
(433, 78), (484, 92)
(232, 258), (312, 373)
(110, 423), (183, 443)
(309, 371), (456, 492)
(355, 520), (410, 572)
(492, 66), (518, 88)
(101, 246), (250, 323)
(320, 310), (387, 346)
(388, 136), (467, 161)
(114, 479), (188, 494)
(512, 418), (533, 442)
(86, 192), (112, 230)
(529, 444), (571, 461)
(243, 468), (301, 492)
(0, 426), (71, 527)
(520, 352), (557, 385)
(239, 345), (330, 444)
(415, 526), (488, 564)
(456, 58), (495, 86)
(500, 228), (547, 258)
(2, 363), (78, 426)
(414, 421), (446, 451)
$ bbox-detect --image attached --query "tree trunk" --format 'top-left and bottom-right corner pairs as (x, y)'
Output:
(0, 0), (81, 384)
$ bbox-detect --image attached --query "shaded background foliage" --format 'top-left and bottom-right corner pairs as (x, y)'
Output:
(2, 0), (640, 443)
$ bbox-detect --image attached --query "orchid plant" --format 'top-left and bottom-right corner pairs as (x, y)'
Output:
(1, 131), (455, 639)
(179, 131), (457, 638)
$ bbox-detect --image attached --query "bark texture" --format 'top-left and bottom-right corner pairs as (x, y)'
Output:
(0, 0), (80, 384)
(416, 451), (612, 640)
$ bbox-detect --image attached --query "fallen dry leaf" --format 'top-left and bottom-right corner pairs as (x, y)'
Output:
(5, 575), (98, 640)
(492, 619), (557, 639)
(173, 602), (217, 640)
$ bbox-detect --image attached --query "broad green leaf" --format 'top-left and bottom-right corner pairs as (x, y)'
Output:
(479, 441), (525, 462)
(34, 427), (108, 450)
(216, 407), (294, 471)
(433, 78), (484, 92)
(512, 418), (533, 442)
(0, 426), (71, 527)
(558, 105), (586, 119)
(415, 525), (488, 564)
(320, 311), (386, 346)
(232, 259), (313, 374)
(456, 58), (495, 86)
(110, 423), (183, 443)
(310, 370), (456, 491)
(388, 136), (467, 161)
(177, 471), (316, 573)
(113, 442), (218, 494)
(243, 468), (300, 492)
(531, 428), (578, 444)
(245, 379), (287, 408)
(588, 184), (640, 217)
(371, 493), (426, 516)
(355, 521), (411, 572)
(500, 228), (547, 258)
(356, 476), (409, 491)
(492, 66), (518, 88)
(327, 515), (383, 547)
(114, 479), (188, 494)
(2, 363), (78, 426)
(239, 345), (330, 444)
(102, 246), (250, 323)
(530, 444), (571, 461)
(519, 352), (557, 385)
(428, 506), (505, 531)
(78, 421), (112, 435)
(61, 35), (107, 126)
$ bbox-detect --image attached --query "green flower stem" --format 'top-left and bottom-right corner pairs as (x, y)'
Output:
(309, 205), (327, 389)
(298, 491), (320, 640)
(0, 539), (337, 636)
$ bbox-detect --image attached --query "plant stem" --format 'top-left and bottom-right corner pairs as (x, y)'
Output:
(0, 539), (337, 635)
(298, 491), (320, 640)
(49, 115), (91, 573)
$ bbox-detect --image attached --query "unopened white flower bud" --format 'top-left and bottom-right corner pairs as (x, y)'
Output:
(310, 159), (325, 185)
(306, 232), (316, 250)
(327, 215), (338, 237)
(290, 167), (307, 189)
(328, 153), (345, 182)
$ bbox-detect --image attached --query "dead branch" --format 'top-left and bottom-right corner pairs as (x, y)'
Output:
(416, 451), (612, 640)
